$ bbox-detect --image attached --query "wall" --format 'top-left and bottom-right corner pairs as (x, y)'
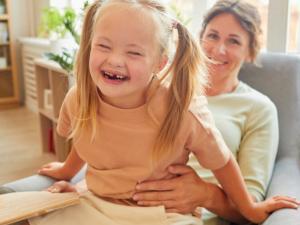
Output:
(9, 0), (49, 104)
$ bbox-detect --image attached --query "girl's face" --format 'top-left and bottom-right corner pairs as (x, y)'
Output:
(201, 13), (250, 82)
(89, 5), (164, 108)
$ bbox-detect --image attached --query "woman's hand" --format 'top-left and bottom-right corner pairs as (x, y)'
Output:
(38, 162), (72, 180)
(133, 165), (212, 214)
(47, 181), (77, 193)
(245, 196), (300, 224)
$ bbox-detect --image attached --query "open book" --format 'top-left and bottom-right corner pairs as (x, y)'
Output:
(0, 191), (80, 225)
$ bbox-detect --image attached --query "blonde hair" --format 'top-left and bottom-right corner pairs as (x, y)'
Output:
(71, 0), (207, 162)
(200, 0), (262, 62)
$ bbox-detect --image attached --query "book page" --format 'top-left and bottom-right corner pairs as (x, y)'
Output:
(0, 191), (80, 225)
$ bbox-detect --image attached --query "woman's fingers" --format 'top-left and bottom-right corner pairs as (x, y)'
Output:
(137, 199), (176, 208)
(136, 178), (178, 192)
(133, 190), (176, 202)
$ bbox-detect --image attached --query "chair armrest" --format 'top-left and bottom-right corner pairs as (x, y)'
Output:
(1, 165), (87, 192)
(261, 157), (300, 225)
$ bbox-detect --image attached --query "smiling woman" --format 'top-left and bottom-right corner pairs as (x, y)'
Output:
(201, 13), (254, 96)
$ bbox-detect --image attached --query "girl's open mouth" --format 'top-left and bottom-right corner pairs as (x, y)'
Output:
(102, 71), (129, 81)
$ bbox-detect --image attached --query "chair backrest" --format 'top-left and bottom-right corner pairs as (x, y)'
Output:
(239, 52), (300, 159)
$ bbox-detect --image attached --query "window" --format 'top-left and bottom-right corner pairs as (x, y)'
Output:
(48, 0), (297, 54)
(162, 0), (202, 34)
(288, 0), (300, 52)
(50, 0), (92, 13)
(49, 0), (68, 9)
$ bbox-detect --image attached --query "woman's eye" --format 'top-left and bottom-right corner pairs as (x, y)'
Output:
(206, 33), (218, 40)
(228, 39), (241, 45)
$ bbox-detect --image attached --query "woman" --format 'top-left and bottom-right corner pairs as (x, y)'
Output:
(132, 0), (279, 224)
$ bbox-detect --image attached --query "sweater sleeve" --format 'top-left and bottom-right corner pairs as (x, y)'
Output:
(186, 96), (231, 171)
(238, 97), (279, 201)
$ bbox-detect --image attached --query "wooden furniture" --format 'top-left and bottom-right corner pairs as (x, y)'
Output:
(35, 58), (70, 161)
(0, 0), (19, 108)
(20, 38), (52, 112)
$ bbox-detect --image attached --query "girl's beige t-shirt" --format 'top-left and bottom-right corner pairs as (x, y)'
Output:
(57, 82), (230, 200)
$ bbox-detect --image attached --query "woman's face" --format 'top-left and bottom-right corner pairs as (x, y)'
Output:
(201, 13), (251, 82)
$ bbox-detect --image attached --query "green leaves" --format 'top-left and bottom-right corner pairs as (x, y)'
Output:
(45, 49), (75, 74)
(41, 4), (85, 74)
(39, 7), (78, 42)
(39, 7), (66, 38)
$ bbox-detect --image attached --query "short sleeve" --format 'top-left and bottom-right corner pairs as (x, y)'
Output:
(56, 86), (77, 137)
(186, 96), (231, 170)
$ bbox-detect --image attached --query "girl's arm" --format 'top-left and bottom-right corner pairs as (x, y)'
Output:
(237, 98), (279, 201)
(38, 146), (85, 181)
(213, 154), (299, 224)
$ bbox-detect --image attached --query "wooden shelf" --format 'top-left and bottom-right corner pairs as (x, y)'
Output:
(0, 42), (9, 46)
(35, 59), (70, 161)
(0, 0), (19, 107)
(0, 96), (17, 103)
(0, 14), (9, 20)
(39, 108), (57, 123)
(0, 66), (11, 72)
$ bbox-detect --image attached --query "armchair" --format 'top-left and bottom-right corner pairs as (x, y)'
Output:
(239, 52), (300, 225)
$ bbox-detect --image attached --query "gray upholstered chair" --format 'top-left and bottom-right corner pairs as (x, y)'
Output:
(1, 52), (300, 225)
(239, 52), (300, 225)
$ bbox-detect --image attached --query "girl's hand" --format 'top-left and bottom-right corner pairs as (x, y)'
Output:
(47, 181), (77, 193)
(38, 162), (72, 180)
(133, 165), (211, 214)
(246, 196), (300, 224)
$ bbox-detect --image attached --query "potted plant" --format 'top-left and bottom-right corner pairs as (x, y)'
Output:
(42, 7), (79, 74)
(42, 2), (89, 88)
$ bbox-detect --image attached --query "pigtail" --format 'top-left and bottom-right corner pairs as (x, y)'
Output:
(153, 22), (208, 161)
(69, 1), (102, 141)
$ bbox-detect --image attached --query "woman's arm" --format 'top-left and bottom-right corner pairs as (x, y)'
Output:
(134, 164), (248, 224)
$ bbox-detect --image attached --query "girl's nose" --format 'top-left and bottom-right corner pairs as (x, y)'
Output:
(107, 53), (124, 68)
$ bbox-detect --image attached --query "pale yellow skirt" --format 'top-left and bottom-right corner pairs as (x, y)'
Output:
(29, 191), (202, 225)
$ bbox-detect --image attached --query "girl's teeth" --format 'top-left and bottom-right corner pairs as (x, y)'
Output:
(103, 71), (127, 80)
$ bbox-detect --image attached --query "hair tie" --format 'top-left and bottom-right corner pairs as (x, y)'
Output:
(172, 20), (178, 29)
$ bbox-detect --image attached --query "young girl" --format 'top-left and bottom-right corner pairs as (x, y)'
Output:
(32, 0), (299, 225)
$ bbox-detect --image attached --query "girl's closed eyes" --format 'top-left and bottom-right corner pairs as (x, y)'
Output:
(98, 44), (111, 51)
(127, 51), (143, 56)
